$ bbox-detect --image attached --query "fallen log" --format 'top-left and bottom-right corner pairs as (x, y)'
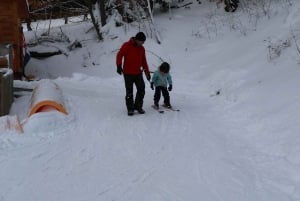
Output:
(29, 50), (62, 59)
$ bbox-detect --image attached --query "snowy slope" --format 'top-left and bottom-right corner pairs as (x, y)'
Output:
(1, 0), (300, 200)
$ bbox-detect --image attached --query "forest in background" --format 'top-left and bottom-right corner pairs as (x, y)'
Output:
(26, 0), (285, 42)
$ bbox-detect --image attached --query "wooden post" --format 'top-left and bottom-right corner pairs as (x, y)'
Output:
(0, 44), (14, 116)
(0, 68), (13, 116)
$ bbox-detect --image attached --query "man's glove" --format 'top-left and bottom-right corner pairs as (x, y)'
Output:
(117, 65), (122, 75)
(151, 82), (154, 90)
(168, 85), (172, 91)
(146, 74), (151, 81)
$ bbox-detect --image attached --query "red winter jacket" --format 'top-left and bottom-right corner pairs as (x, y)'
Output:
(116, 37), (150, 76)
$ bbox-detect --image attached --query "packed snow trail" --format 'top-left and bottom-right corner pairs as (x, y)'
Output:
(1, 0), (300, 200)
(1, 74), (281, 201)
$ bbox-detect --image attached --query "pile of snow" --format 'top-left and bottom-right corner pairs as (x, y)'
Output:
(1, 1), (300, 201)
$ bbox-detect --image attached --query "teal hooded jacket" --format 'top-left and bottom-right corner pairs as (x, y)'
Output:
(151, 70), (172, 87)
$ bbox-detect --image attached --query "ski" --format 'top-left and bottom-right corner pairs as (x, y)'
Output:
(152, 105), (164, 113)
(161, 105), (180, 112)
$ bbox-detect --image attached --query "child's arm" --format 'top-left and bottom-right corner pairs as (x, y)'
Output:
(167, 74), (172, 85)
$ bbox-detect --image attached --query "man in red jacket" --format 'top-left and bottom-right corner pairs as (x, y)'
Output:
(116, 32), (151, 116)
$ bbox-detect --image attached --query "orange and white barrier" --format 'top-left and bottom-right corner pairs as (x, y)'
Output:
(29, 79), (68, 117)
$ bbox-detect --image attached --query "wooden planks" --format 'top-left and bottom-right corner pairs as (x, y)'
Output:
(0, 1), (19, 43)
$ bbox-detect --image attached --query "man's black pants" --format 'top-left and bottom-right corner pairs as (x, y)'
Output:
(124, 74), (145, 111)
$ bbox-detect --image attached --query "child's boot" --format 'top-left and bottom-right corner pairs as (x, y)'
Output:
(163, 102), (172, 109)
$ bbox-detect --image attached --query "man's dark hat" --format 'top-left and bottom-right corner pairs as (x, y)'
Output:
(135, 32), (146, 42)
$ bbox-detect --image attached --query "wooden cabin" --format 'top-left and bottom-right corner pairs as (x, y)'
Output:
(0, 0), (29, 79)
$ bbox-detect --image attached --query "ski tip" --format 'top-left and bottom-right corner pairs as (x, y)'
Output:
(161, 105), (180, 111)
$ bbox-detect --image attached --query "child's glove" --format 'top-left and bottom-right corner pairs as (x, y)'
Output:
(151, 82), (154, 90)
(168, 85), (172, 91)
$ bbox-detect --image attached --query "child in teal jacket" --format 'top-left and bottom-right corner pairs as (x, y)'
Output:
(151, 62), (173, 109)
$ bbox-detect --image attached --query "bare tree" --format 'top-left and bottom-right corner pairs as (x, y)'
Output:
(98, 0), (107, 26)
(87, 0), (103, 40)
(27, 0), (104, 40)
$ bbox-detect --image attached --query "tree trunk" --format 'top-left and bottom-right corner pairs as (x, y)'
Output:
(98, 0), (106, 26)
(26, 18), (32, 31)
(88, 0), (103, 40)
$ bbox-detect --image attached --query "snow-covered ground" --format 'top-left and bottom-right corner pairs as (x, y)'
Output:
(1, 0), (300, 200)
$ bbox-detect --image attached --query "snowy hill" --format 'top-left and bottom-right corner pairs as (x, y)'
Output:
(1, 0), (300, 200)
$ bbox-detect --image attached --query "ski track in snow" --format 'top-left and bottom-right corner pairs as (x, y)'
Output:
(53, 78), (260, 201)
(2, 1), (300, 200)
(1, 76), (252, 201)
(1, 63), (297, 201)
